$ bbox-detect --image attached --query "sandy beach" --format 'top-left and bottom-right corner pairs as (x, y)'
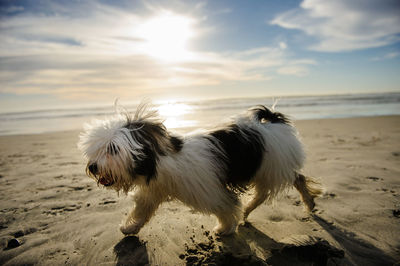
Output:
(0, 115), (399, 265)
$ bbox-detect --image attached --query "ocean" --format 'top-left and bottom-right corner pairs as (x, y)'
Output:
(0, 92), (399, 136)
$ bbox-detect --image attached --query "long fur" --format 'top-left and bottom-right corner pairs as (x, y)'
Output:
(78, 103), (322, 235)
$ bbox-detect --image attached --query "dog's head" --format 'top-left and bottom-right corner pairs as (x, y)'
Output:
(78, 104), (183, 193)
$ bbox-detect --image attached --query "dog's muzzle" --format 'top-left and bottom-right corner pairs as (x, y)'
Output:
(88, 163), (114, 187)
(99, 177), (114, 187)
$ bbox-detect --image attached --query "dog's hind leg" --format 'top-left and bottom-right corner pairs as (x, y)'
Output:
(243, 187), (268, 221)
(294, 172), (322, 212)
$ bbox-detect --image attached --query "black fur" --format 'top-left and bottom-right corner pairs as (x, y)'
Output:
(206, 125), (265, 190)
(125, 121), (182, 183)
(130, 145), (157, 184)
(250, 105), (290, 124)
(87, 163), (98, 176)
(121, 105), (282, 186)
(107, 143), (120, 155)
(170, 135), (183, 152)
(125, 121), (167, 183)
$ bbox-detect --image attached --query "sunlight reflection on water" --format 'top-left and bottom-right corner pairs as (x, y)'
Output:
(157, 102), (197, 129)
(0, 93), (399, 135)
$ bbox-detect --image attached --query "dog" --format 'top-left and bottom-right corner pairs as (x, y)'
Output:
(78, 103), (321, 235)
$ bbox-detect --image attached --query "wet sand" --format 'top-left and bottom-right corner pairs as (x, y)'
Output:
(0, 116), (399, 265)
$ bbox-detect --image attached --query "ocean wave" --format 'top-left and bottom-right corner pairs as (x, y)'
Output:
(0, 92), (399, 135)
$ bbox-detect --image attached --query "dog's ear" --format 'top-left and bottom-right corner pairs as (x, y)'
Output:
(125, 120), (183, 183)
(132, 134), (182, 183)
(126, 121), (167, 183)
(131, 145), (157, 184)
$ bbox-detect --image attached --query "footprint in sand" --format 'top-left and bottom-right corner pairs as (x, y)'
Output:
(99, 200), (117, 205)
(8, 153), (24, 158)
(33, 143), (46, 146)
(322, 192), (336, 199)
(12, 227), (38, 238)
(366, 176), (383, 181)
(31, 154), (46, 161)
(268, 214), (285, 222)
(57, 162), (80, 166)
(293, 200), (301, 206)
(300, 217), (311, 222)
(68, 186), (86, 191)
(43, 204), (82, 215)
(357, 136), (381, 146)
(179, 234), (260, 265)
(346, 186), (361, 192)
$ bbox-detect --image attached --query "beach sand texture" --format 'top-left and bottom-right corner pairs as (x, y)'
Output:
(0, 116), (399, 265)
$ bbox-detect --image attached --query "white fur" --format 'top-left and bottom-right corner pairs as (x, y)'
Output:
(78, 115), (144, 192)
(78, 105), (314, 236)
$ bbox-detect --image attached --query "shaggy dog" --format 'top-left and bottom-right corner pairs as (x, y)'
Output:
(78, 103), (321, 235)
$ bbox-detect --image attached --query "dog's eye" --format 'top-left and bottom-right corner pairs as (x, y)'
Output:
(107, 143), (120, 155)
(88, 163), (98, 175)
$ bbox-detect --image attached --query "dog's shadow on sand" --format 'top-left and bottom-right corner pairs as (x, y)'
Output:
(214, 217), (395, 266)
(192, 218), (396, 266)
(214, 223), (345, 266)
(112, 216), (396, 265)
(113, 236), (149, 266)
(312, 214), (395, 265)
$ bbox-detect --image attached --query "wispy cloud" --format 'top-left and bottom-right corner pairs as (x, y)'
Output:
(277, 62), (316, 77)
(0, 5), (24, 14)
(0, 1), (315, 100)
(371, 51), (400, 61)
(271, 0), (400, 52)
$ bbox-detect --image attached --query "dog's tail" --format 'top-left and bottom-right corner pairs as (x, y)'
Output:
(249, 105), (290, 124)
(294, 172), (323, 211)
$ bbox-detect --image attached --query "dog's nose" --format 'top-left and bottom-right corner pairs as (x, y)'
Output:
(88, 163), (98, 175)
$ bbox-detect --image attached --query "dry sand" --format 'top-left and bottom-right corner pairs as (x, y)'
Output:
(0, 116), (399, 265)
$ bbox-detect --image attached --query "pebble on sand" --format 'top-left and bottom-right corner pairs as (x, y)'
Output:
(7, 238), (21, 249)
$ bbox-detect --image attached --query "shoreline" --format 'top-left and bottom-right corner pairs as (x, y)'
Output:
(1, 91), (400, 136)
(0, 115), (399, 265)
(0, 114), (399, 137)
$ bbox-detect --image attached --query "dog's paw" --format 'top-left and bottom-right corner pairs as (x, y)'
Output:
(120, 220), (143, 235)
(213, 224), (236, 236)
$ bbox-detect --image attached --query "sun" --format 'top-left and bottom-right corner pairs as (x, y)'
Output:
(137, 12), (195, 62)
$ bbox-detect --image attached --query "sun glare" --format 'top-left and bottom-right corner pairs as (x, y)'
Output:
(157, 102), (196, 128)
(138, 12), (195, 61)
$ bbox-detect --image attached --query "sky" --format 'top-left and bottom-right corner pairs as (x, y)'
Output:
(0, 0), (400, 112)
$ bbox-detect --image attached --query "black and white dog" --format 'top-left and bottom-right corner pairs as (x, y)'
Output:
(78, 103), (321, 235)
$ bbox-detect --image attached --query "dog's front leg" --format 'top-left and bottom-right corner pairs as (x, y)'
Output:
(120, 188), (166, 235)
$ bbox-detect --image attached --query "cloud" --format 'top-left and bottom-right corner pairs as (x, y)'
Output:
(0, 47), (315, 99)
(277, 66), (310, 77)
(277, 58), (317, 77)
(271, 0), (400, 52)
(0, 5), (24, 14)
(0, 1), (315, 100)
(371, 51), (400, 61)
(279, 42), (287, 50)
